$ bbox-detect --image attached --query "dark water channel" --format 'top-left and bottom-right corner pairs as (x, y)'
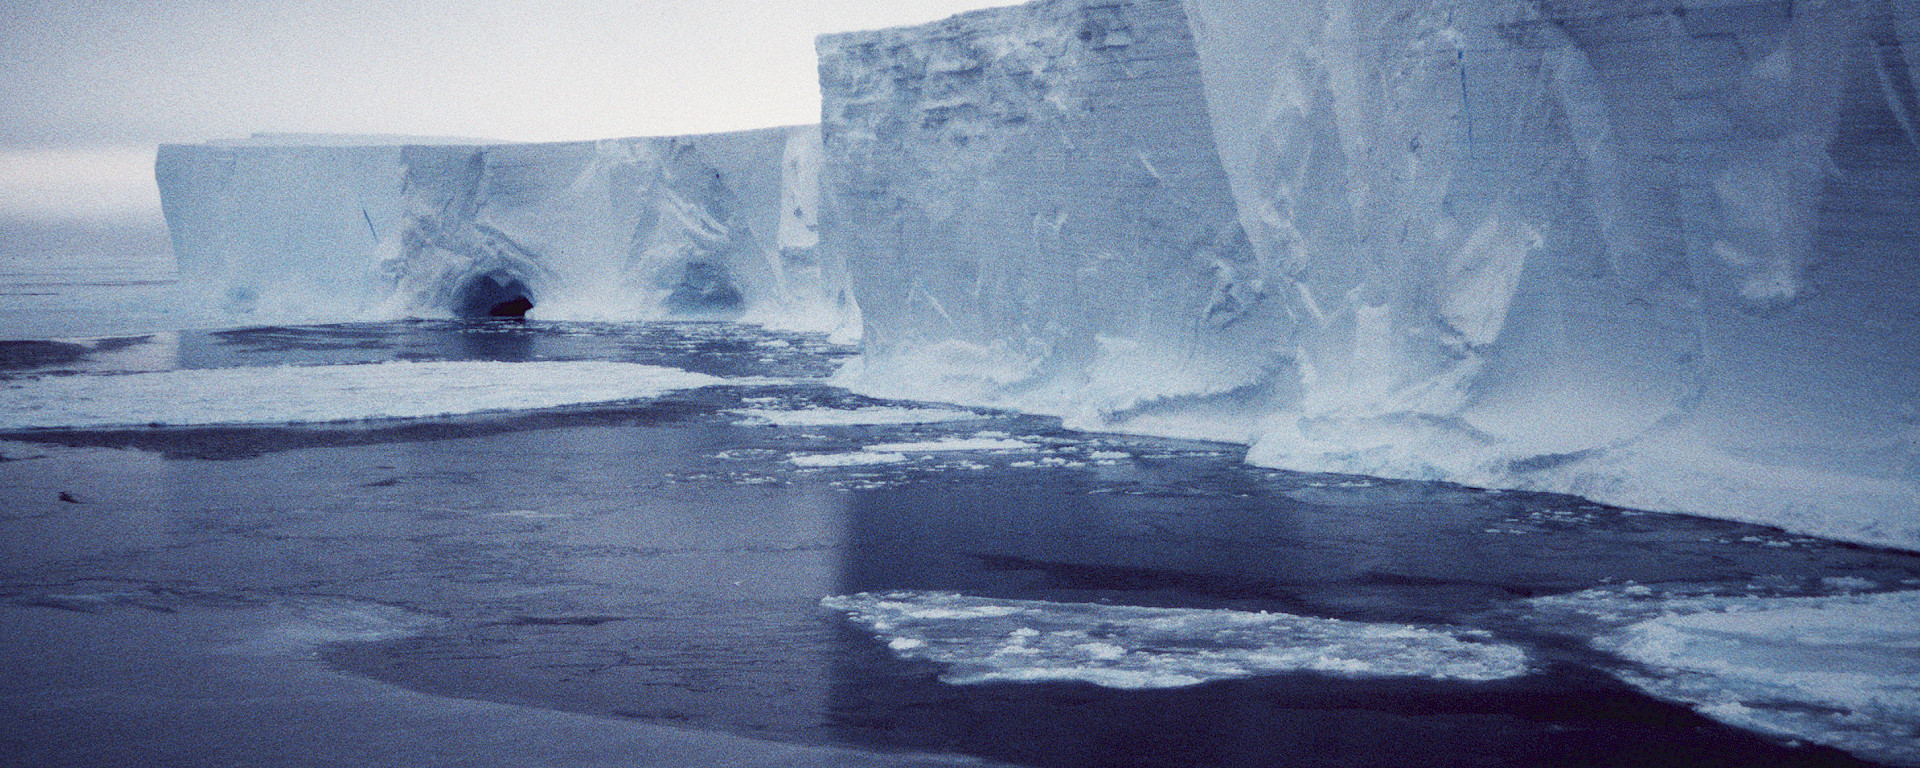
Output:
(3, 321), (1917, 767)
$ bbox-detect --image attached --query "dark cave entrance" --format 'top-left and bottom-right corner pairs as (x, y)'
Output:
(664, 261), (745, 316)
(454, 272), (535, 319)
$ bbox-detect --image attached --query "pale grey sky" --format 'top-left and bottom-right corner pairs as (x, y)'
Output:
(0, 0), (1015, 227)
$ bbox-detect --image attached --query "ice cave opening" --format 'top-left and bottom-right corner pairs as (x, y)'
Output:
(663, 261), (745, 317)
(453, 271), (535, 320)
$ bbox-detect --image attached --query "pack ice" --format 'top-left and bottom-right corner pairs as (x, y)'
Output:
(816, 0), (1920, 554)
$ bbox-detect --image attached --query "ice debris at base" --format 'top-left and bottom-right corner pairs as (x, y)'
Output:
(0, 361), (722, 429)
(731, 406), (989, 426)
(1526, 588), (1920, 766)
(821, 591), (1528, 689)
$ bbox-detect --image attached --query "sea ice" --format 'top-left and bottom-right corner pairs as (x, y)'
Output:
(788, 451), (909, 467)
(731, 406), (988, 426)
(863, 437), (1038, 453)
(1604, 591), (1920, 767)
(822, 591), (1528, 689)
(0, 360), (722, 429)
(1528, 587), (1920, 766)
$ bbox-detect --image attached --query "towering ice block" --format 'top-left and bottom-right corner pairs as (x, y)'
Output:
(820, 0), (1276, 418)
(1184, 0), (1920, 548)
(156, 129), (856, 335)
(820, 0), (1920, 550)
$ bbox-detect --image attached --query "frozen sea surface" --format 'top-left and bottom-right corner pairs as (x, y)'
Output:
(3, 320), (1919, 767)
(0, 360), (723, 429)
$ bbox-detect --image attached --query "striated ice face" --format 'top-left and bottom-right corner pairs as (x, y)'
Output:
(823, 591), (1529, 689)
(818, 0), (1920, 553)
(155, 127), (857, 335)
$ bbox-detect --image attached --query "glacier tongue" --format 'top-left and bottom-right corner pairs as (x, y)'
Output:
(156, 127), (858, 336)
(816, 0), (1920, 552)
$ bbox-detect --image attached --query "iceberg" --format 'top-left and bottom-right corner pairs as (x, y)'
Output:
(817, 0), (1920, 552)
(156, 128), (858, 337)
(151, 0), (1920, 549)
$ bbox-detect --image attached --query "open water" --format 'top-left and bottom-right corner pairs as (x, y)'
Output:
(4, 316), (1918, 767)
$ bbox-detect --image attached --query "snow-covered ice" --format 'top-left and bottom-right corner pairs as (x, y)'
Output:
(1527, 587), (1920, 766)
(0, 360), (721, 429)
(823, 591), (1528, 689)
(1606, 592), (1920, 767)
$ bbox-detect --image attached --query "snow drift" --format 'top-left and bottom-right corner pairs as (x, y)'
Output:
(818, 0), (1920, 553)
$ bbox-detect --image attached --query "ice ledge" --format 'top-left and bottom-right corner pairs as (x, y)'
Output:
(1241, 418), (1920, 554)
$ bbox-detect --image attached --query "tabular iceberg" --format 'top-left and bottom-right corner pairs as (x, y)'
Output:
(818, 0), (1920, 553)
(151, 0), (1920, 551)
(156, 129), (857, 336)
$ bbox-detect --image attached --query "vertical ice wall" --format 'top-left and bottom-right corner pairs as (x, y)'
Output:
(820, 0), (1920, 550)
(820, 0), (1278, 419)
(1182, 0), (1920, 547)
(156, 138), (410, 322)
(157, 129), (854, 332)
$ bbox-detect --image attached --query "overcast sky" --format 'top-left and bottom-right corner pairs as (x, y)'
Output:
(0, 0), (1014, 229)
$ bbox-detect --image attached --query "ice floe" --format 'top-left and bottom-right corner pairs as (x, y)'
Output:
(0, 360), (723, 429)
(789, 451), (909, 467)
(865, 437), (1038, 452)
(1526, 587), (1920, 766)
(1607, 591), (1920, 766)
(731, 405), (989, 426)
(821, 591), (1528, 689)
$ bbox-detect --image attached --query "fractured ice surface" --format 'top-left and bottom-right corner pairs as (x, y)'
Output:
(731, 405), (989, 426)
(0, 361), (721, 429)
(819, 0), (1920, 551)
(823, 591), (1529, 688)
(1529, 587), (1920, 766)
(156, 127), (857, 336)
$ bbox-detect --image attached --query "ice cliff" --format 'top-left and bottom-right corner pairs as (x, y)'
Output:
(819, 0), (1920, 551)
(152, 0), (1920, 551)
(156, 129), (857, 336)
